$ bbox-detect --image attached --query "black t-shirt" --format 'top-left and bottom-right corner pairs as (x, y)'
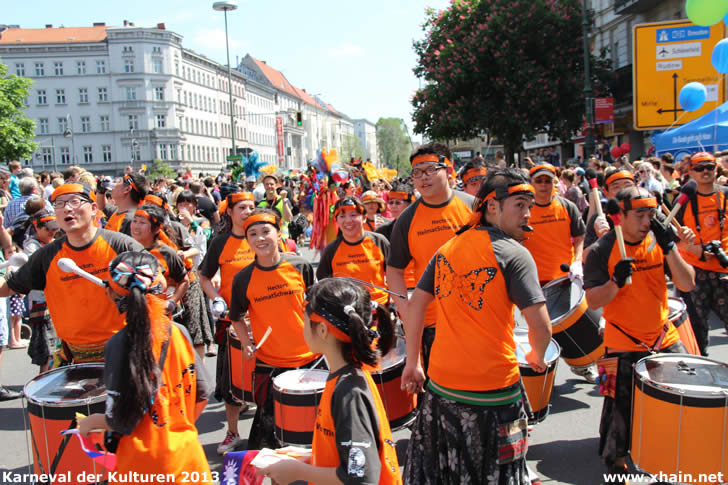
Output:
(195, 195), (217, 222)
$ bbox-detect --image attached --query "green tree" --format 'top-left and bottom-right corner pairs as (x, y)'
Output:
(340, 134), (365, 161)
(0, 63), (37, 162)
(148, 158), (176, 179)
(376, 118), (412, 175)
(411, 0), (613, 162)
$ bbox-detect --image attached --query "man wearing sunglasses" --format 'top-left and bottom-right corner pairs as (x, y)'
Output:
(675, 151), (728, 355)
(387, 143), (474, 377)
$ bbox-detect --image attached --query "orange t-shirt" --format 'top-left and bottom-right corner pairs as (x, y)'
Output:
(198, 232), (254, 306)
(678, 190), (728, 273)
(522, 196), (585, 283)
(388, 191), (474, 326)
(104, 208), (138, 236)
(584, 231), (679, 351)
(317, 232), (390, 305)
(312, 366), (401, 485)
(417, 226), (546, 390)
(7, 229), (143, 347)
(228, 254), (318, 368)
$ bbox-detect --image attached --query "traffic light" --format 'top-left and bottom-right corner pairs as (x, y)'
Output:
(296, 111), (303, 127)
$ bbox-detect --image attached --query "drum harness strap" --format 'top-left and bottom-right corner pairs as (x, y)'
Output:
(689, 187), (726, 260)
(607, 320), (668, 354)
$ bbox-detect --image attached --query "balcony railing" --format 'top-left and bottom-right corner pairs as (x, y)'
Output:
(614, 0), (662, 15)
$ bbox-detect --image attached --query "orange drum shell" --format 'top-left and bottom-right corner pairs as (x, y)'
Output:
(371, 360), (417, 430)
(27, 401), (108, 484)
(550, 297), (605, 367)
(273, 387), (323, 447)
(631, 377), (728, 483)
(228, 329), (256, 403)
(669, 304), (701, 356)
(519, 359), (558, 423)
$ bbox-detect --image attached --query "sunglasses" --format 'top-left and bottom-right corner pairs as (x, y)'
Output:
(692, 164), (716, 173)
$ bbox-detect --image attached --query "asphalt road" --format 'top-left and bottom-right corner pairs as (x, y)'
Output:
(1, 249), (727, 484)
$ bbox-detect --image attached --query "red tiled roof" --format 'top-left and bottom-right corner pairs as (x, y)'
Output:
(0, 26), (110, 45)
(250, 57), (301, 100)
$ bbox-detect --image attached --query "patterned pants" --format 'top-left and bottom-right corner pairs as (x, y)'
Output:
(690, 268), (728, 353)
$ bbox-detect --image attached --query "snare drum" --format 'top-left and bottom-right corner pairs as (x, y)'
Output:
(542, 277), (604, 368)
(370, 337), (417, 430)
(24, 364), (108, 483)
(668, 297), (701, 356)
(272, 369), (328, 446)
(515, 332), (560, 424)
(631, 354), (728, 483)
(227, 326), (256, 403)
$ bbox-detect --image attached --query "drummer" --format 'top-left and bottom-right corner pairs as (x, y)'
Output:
(198, 190), (256, 454)
(78, 251), (213, 483)
(521, 163), (593, 382)
(459, 162), (487, 197)
(401, 168), (551, 484)
(0, 183), (143, 363)
(105, 173), (148, 235)
(316, 197), (390, 307)
(584, 169), (635, 251)
(376, 183), (417, 290)
(361, 190), (387, 231)
(583, 187), (695, 476)
(228, 208), (319, 450)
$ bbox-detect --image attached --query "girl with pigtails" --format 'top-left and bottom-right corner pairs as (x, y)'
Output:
(257, 278), (402, 485)
(78, 251), (213, 483)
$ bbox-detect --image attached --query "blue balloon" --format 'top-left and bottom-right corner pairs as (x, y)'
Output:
(713, 38), (728, 73)
(679, 82), (707, 112)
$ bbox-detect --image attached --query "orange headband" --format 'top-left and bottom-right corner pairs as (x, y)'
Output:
(620, 197), (657, 211)
(50, 183), (97, 203)
(529, 164), (556, 177)
(243, 213), (279, 234)
(411, 154), (452, 167)
(462, 167), (487, 184)
(219, 192), (255, 215)
(691, 152), (716, 167)
(123, 174), (140, 194)
(334, 204), (364, 218)
(144, 194), (167, 210)
(483, 183), (535, 201)
(388, 191), (412, 202)
(32, 216), (56, 227)
(605, 170), (634, 187)
(305, 302), (352, 343)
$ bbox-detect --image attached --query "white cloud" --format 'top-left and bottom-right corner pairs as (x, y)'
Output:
(327, 43), (365, 58)
(188, 27), (248, 54)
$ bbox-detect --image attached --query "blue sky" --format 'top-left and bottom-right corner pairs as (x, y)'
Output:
(7, 0), (450, 140)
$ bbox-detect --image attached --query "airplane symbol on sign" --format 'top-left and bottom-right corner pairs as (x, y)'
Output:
(658, 47), (669, 57)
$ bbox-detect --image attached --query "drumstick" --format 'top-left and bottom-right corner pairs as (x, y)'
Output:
(0, 252), (28, 269)
(660, 203), (681, 230)
(333, 274), (407, 299)
(586, 169), (604, 218)
(254, 326), (272, 352)
(57, 258), (106, 288)
(606, 199), (631, 286)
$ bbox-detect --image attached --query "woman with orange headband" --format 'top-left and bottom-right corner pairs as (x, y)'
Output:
(317, 197), (391, 306)
(459, 162), (488, 197)
(79, 251), (213, 484)
(257, 278), (401, 484)
(229, 208), (319, 450)
(198, 190), (256, 454)
(23, 210), (60, 373)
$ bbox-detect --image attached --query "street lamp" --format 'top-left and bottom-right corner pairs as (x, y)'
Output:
(582, 0), (595, 161)
(63, 114), (76, 165)
(213, 0), (238, 162)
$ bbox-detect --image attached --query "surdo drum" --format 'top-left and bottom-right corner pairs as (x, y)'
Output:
(272, 369), (328, 447)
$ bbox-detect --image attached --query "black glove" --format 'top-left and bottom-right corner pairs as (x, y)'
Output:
(611, 258), (635, 288)
(650, 217), (676, 254)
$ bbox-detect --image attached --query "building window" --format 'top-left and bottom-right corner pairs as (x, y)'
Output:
(56, 89), (66, 104)
(35, 63), (44, 76)
(133, 146), (141, 163)
(97, 87), (108, 102)
(123, 45), (133, 53)
(78, 88), (88, 104)
(54, 62), (64, 76)
(37, 90), (47, 105)
(96, 60), (106, 74)
(156, 114), (166, 128)
(83, 146), (93, 163)
(126, 87), (136, 101)
(154, 87), (164, 101)
(15, 64), (25, 76)
(100, 115), (110, 132)
(153, 59), (163, 74)
(76, 61), (86, 75)
(159, 144), (168, 160)
(175, 62), (179, 76)
(128, 115), (138, 130)
(81, 116), (90, 133)
(58, 117), (68, 134)
(170, 144), (177, 160)
(102, 145), (112, 162)
(152, 46), (161, 54)
(58, 147), (70, 165)
(40, 147), (52, 164)
(124, 60), (135, 73)
(38, 118), (48, 135)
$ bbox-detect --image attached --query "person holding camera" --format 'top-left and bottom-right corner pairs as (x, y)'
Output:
(675, 152), (728, 355)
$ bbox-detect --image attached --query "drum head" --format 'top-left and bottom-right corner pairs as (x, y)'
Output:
(24, 364), (105, 406)
(380, 336), (406, 370)
(514, 334), (560, 365)
(634, 354), (728, 397)
(542, 277), (584, 325)
(273, 369), (328, 393)
(667, 297), (685, 321)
